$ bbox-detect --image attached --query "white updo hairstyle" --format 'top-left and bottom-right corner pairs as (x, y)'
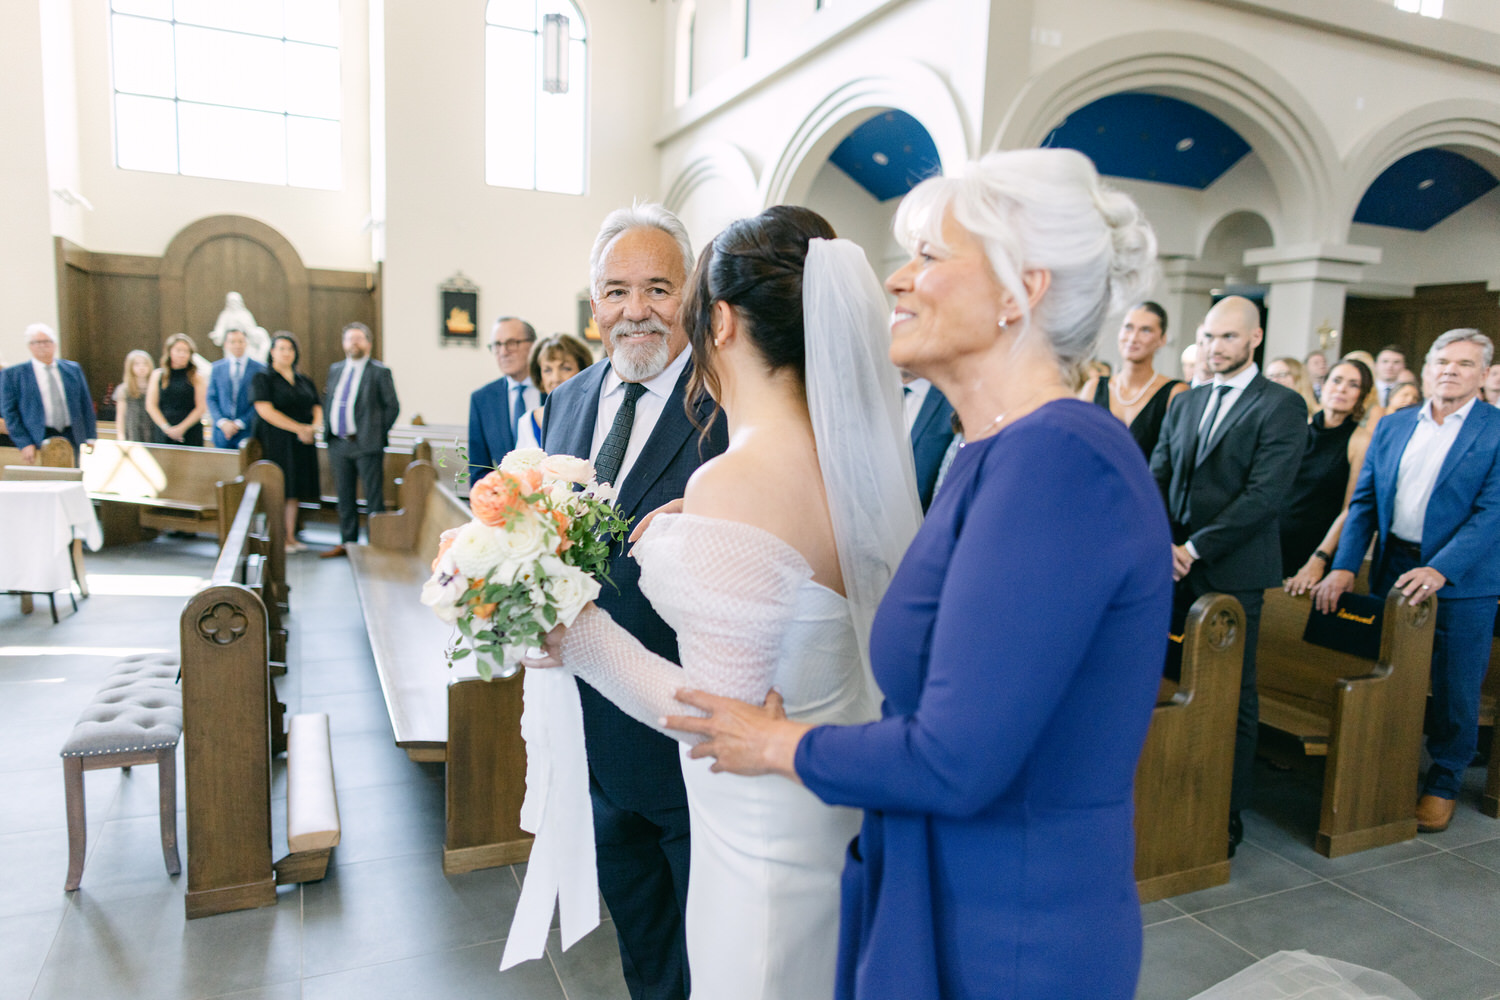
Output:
(893, 148), (1159, 383)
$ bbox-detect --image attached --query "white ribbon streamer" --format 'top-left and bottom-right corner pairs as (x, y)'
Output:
(498, 666), (599, 970)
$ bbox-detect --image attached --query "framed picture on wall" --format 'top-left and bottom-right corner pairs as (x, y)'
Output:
(577, 293), (599, 341)
(440, 272), (480, 344)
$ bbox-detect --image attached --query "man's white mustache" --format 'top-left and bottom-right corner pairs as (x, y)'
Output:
(612, 320), (669, 340)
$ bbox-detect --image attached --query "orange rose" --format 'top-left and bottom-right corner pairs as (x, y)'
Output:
(515, 466), (544, 495)
(431, 527), (460, 571)
(470, 470), (525, 526)
(472, 601), (498, 619)
(550, 508), (573, 552)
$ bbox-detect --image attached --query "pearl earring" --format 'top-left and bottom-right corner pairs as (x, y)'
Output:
(998, 317), (1009, 329)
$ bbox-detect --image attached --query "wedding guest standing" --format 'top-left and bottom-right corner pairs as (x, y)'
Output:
(206, 327), (265, 449)
(1079, 301), (1186, 457)
(1265, 356), (1320, 416)
(321, 321), (400, 558)
(252, 333), (322, 552)
(1305, 350), (1329, 400)
(670, 150), (1169, 999)
(468, 317), (539, 482)
(0, 323), (97, 462)
(516, 332), (593, 448)
(1280, 359), (1373, 591)
(146, 333), (207, 446)
(112, 350), (155, 442)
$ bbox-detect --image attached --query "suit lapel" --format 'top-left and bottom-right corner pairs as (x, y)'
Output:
(1176, 385), (1210, 475)
(550, 365), (606, 462)
(617, 364), (700, 520)
(910, 389), (944, 446)
(1432, 401), (1488, 494)
(1195, 377), (1268, 469)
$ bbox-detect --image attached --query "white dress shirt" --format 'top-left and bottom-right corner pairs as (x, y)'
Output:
(589, 347), (692, 486)
(902, 378), (932, 434)
(1375, 380), (1396, 408)
(507, 376), (542, 425)
(331, 357), (368, 436)
(31, 358), (71, 429)
(1391, 396), (1478, 544)
(1199, 362), (1260, 443)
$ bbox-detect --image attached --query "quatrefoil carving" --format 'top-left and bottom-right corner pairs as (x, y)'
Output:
(198, 603), (249, 645)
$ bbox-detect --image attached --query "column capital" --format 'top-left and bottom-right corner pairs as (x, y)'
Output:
(1243, 243), (1382, 285)
(1159, 257), (1223, 295)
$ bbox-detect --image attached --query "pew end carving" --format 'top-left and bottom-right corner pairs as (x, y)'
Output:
(1135, 593), (1243, 903)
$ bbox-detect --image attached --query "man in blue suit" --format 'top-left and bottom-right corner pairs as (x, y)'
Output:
(467, 317), (539, 484)
(205, 327), (265, 449)
(1315, 328), (1500, 833)
(0, 323), (96, 463)
(903, 371), (955, 510)
(542, 205), (726, 1000)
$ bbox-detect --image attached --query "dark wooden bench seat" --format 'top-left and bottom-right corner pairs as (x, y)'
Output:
(1256, 586), (1436, 857)
(1135, 593), (1244, 903)
(347, 458), (532, 874)
(82, 439), (246, 542)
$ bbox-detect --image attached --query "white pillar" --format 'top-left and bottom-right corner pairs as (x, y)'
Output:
(1244, 243), (1382, 363)
(1159, 257), (1222, 353)
(0, 0), (59, 347)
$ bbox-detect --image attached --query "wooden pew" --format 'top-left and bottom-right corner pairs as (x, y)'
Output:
(0, 436), (76, 469)
(1135, 593), (1243, 903)
(83, 439), (244, 543)
(181, 460), (340, 918)
(216, 463), (289, 669)
(313, 439), (434, 515)
(1256, 587), (1437, 857)
(346, 458), (533, 874)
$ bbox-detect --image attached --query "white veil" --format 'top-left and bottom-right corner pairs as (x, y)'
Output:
(803, 238), (924, 710)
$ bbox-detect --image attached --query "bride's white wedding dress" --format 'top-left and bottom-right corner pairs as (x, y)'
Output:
(563, 511), (874, 1000)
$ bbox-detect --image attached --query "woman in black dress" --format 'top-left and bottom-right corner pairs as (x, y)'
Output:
(252, 333), (323, 553)
(1282, 358), (1374, 592)
(146, 333), (207, 446)
(1078, 301), (1186, 457)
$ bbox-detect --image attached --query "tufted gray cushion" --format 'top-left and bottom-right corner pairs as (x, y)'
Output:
(60, 654), (183, 758)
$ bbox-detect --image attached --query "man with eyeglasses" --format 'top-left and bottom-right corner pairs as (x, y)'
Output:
(467, 317), (539, 485)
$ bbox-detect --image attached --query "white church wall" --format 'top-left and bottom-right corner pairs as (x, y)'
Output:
(61, 0), (374, 271)
(2, 0), (60, 345)
(379, 0), (667, 425)
(1350, 189), (1500, 293)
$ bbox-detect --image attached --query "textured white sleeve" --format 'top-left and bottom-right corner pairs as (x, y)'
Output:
(560, 515), (812, 745)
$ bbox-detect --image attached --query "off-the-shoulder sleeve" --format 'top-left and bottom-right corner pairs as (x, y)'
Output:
(561, 514), (812, 744)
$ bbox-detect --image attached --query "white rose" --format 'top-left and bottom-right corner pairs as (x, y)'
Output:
(540, 453), (595, 485)
(420, 558), (466, 624)
(450, 521), (509, 580)
(499, 447), (548, 475)
(544, 481), (584, 512)
(583, 479), (619, 504)
(543, 558), (600, 626)
(494, 511), (550, 562)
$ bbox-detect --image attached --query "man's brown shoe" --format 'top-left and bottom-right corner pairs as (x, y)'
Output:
(1415, 794), (1456, 833)
(319, 544), (348, 559)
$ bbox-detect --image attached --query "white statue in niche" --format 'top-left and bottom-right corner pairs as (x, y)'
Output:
(207, 292), (272, 365)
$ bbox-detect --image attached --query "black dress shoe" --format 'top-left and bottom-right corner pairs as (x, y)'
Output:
(1228, 811), (1244, 858)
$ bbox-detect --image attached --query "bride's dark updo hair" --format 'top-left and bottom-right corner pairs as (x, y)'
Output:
(682, 206), (837, 418)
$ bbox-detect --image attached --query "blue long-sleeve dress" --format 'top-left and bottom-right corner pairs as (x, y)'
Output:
(796, 399), (1173, 999)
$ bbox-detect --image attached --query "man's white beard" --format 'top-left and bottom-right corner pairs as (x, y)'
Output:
(609, 321), (672, 382)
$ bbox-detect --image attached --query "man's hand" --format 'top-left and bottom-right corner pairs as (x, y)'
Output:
(1171, 544), (1196, 581)
(19, 444), (36, 465)
(217, 418), (239, 438)
(1312, 568), (1356, 615)
(1394, 566), (1446, 605)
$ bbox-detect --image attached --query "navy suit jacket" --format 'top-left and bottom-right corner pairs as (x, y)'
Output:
(322, 360), (400, 455)
(910, 386), (955, 511)
(541, 356), (729, 811)
(0, 359), (97, 449)
(206, 356), (265, 448)
(1333, 399), (1500, 600)
(468, 377), (523, 484)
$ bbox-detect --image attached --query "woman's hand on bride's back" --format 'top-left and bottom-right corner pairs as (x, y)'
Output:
(628, 498), (684, 543)
(521, 622), (570, 668)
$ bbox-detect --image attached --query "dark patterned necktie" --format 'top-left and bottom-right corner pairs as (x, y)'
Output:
(594, 382), (648, 487)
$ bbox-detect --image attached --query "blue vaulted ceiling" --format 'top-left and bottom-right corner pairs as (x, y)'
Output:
(1353, 148), (1499, 232)
(828, 110), (942, 202)
(1043, 93), (1250, 189)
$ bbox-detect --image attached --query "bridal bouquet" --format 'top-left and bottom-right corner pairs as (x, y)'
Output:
(420, 448), (631, 680)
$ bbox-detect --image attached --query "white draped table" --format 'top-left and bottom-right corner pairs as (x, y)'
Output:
(0, 481), (103, 595)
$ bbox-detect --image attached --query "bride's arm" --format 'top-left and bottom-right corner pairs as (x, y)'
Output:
(558, 521), (810, 744)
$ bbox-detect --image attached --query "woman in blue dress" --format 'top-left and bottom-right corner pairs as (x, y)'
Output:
(670, 149), (1173, 999)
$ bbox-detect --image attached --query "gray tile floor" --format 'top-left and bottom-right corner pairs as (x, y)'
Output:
(2, 533), (1498, 999)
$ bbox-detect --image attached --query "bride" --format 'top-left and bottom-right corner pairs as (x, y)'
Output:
(525, 205), (922, 998)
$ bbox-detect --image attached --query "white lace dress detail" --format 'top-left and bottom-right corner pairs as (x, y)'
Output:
(562, 512), (874, 1000)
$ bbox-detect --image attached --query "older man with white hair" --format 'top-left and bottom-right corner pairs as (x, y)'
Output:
(539, 204), (728, 1000)
(1314, 328), (1500, 833)
(0, 324), (96, 463)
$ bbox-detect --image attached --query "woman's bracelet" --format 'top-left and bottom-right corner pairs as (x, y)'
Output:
(1313, 549), (1332, 564)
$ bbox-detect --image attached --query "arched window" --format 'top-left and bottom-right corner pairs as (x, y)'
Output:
(108, 0), (342, 188)
(674, 0), (696, 107)
(486, 0), (588, 195)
